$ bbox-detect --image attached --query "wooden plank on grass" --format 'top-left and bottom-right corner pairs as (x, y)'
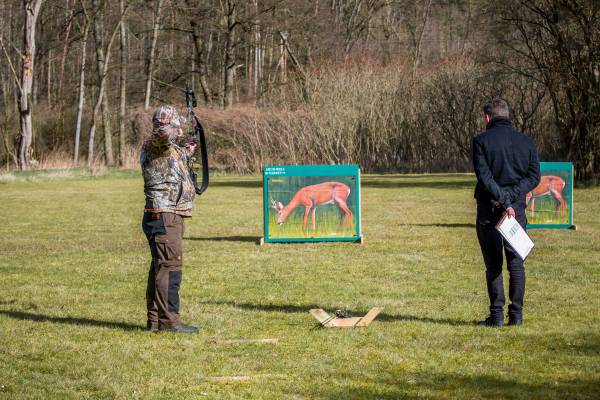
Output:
(208, 338), (278, 345)
(355, 307), (383, 327)
(309, 308), (335, 327)
(309, 307), (383, 328)
(329, 317), (361, 327)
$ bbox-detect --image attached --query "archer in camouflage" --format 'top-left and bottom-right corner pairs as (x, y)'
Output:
(140, 105), (196, 216)
(140, 105), (199, 334)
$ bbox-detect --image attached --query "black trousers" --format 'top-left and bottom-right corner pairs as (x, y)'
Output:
(476, 203), (527, 318)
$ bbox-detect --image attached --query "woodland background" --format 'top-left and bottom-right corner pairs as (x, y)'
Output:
(1, 0), (598, 179)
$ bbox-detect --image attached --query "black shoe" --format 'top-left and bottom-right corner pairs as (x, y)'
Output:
(159, 323), (199, 334)
(147, 321), (158, 332)
(507, 315), (523, 326)
(477, 316), (503, 327)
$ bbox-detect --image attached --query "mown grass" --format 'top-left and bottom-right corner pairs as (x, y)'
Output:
(0, 172), (599, 399)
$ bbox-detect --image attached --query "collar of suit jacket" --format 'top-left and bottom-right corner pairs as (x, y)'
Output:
(486, 116), (512, 130)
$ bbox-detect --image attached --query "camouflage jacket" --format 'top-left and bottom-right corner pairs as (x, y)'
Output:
(140, 138), (196, 216)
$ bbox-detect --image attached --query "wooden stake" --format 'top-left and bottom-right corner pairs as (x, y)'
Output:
(208, 338), (278, 345)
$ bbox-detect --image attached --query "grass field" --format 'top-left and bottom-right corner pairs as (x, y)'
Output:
(1, 171), (599, 399)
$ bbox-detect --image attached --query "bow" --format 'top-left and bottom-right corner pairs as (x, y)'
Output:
(183, 84), (209, 195)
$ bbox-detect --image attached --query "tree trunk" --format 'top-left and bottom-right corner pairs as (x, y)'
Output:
(46, 48), (52, 107)
(247, 40), (252, 97)
(279, 37), (286, 83)
(88, 0), (128, 166)
(74, 21), (90, 164)
(144, 0), (163, 110)
(185, 0), (212, 104)
(0, 19), (20, 115)
(223, 0), (236, 108)
(253, 0), (260, 100)
(278, 31), (309, 101)
(413, 0), (433, 75)
(0, 70), (8, 119)
(118, 0), (127, 166)
(18, 0), (44, 170)
(91, 0), (114, 166)
(1, 67), (19, 168)
(58, 4), (73, 101)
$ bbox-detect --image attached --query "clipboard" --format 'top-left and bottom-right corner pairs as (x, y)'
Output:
(496, 215), (535, 260)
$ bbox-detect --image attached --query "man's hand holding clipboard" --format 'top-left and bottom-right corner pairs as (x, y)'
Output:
(495, 212), (535, 260)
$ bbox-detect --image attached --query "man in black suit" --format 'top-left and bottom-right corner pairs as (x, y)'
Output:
(473, 98), (540, 327)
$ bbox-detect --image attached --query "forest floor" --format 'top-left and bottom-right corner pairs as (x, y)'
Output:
(1, 171), (599, 399)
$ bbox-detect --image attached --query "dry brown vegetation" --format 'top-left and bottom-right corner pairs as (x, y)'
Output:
(191, 60), (564, 174)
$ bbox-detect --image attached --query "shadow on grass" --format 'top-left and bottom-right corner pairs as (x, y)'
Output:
(401, 223), (475, 228)
(185, 235), (260, 243)
(546, 332), (600, 356)
(320, 372), (600, 400)
(0, 310), (142, 331)
(209, 180), (262, 188)
(362, 176), (475, 190)
(570, 339), (600, 356)
(201, 301), (474, 327)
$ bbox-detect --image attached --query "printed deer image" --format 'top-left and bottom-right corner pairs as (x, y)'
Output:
(272, 182), (353, 230)
(526, 175), (566, 217)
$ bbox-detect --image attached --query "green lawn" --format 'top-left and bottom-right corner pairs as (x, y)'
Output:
(1, 171), (599, 399)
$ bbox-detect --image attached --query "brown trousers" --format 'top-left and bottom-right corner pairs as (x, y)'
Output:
(142, 212), (185, 329)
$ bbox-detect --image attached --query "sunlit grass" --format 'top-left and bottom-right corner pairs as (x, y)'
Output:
(0, 172), (598, 399)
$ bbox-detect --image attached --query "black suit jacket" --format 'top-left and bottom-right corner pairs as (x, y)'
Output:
(472, 117), (541, 209)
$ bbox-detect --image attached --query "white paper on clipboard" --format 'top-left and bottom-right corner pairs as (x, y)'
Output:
(496, 215), (535, 260)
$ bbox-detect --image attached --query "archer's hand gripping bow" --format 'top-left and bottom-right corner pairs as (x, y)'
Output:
(183, 85), (209, 195)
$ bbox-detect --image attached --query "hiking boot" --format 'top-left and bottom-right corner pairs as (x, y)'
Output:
(507, 315), (523, 326)
(477, 316), (503, 327)
(158, 323), (199, 334)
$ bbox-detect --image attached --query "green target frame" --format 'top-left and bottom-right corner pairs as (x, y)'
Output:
(526, 162), (575, 229)
(263, 165), (362, 243)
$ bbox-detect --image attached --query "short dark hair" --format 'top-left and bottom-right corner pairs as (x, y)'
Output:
(483, 98), (510, 118)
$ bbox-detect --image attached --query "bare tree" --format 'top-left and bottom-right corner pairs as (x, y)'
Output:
(184, 0), (212, 104)
(144, 0), (163, 110)
(74, 4), (90, 164)
(406, 0), (433, 74)
(118, 0), (127, 166)
(341, 0), (385, 56)
(278, 31), (309, 101)
(87, 0), (129, 166)
(58, 1), (74, 102)
(222, 0), (237, 108)
(252, 0), (263, 100)
(496, 0), (600, 179)
(90, 0), (114, 165)
(17, 0), (44, 170)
